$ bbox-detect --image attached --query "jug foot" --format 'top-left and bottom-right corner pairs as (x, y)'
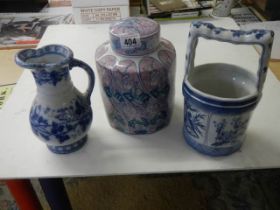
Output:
(47, 136), (87, 154)
(184, 135), (242, 157)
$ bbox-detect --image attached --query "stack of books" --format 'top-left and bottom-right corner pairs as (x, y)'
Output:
(142, 0), (212, 20)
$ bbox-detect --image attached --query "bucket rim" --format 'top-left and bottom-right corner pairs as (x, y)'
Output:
(183, 82), (260, 108)
(184, 63), (260, 104)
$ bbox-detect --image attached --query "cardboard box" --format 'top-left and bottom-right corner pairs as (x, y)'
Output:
(72, 0), (129, 24)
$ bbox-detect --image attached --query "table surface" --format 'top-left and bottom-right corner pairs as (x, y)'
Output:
(1, 18), (280, 179)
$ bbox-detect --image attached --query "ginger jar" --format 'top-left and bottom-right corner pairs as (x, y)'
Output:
(95, 17), (176, 134)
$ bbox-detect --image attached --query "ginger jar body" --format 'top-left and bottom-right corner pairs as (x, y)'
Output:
(95, 17), (176, 134)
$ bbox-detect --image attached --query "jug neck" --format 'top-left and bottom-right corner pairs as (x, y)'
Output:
(32, 65), (74, 95)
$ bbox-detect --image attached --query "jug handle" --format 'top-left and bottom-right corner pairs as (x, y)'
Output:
(185, 21), (274, 93)
(70, 58), (95, 104)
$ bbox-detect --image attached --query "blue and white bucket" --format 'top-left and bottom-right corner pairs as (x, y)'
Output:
(183, 22), (274, 156)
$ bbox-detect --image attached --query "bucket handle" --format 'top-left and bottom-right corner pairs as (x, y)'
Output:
(185, 21), (274, 93)
(70, 58), (95, 105)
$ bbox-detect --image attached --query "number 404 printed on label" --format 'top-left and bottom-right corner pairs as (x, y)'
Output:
(120, 34), (141, 49)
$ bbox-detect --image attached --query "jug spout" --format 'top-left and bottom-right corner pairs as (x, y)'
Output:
(15, 45), (75, 91)
(15, 45), (73, 70)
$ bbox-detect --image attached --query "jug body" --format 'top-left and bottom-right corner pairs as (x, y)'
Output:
(183, 22), (274, 156)
(95, 17), (176, 134)
(15, 45), (95, 154)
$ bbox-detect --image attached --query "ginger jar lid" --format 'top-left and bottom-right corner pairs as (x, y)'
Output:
(109, 17), (160, 56)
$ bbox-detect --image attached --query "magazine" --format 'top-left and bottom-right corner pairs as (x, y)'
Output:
(0, 13), (73, 49)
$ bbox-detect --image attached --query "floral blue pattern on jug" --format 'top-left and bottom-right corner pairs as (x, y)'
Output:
(30, 98), (92, 144)
(15, 44), (95, 154)
(32, 67), (69, 86)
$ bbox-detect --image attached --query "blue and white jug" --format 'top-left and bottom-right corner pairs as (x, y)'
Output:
(15, 44), (95, 154)
(183, 22), (274, 156)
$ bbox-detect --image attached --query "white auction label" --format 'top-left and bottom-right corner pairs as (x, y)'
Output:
(120, 34), (141, 49)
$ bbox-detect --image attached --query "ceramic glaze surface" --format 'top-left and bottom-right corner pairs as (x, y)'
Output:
(183, 21), (274, 156)
(188, 63), (257, 98)
(96, 17), (176, 134)
(15, 45), (95, 154)
(109, 17), (160, 56)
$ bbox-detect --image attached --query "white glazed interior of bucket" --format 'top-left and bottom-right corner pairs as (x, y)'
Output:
(187, 63), (258, 99)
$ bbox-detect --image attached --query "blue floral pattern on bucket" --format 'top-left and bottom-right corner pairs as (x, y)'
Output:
(183, 21), (274, 156)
